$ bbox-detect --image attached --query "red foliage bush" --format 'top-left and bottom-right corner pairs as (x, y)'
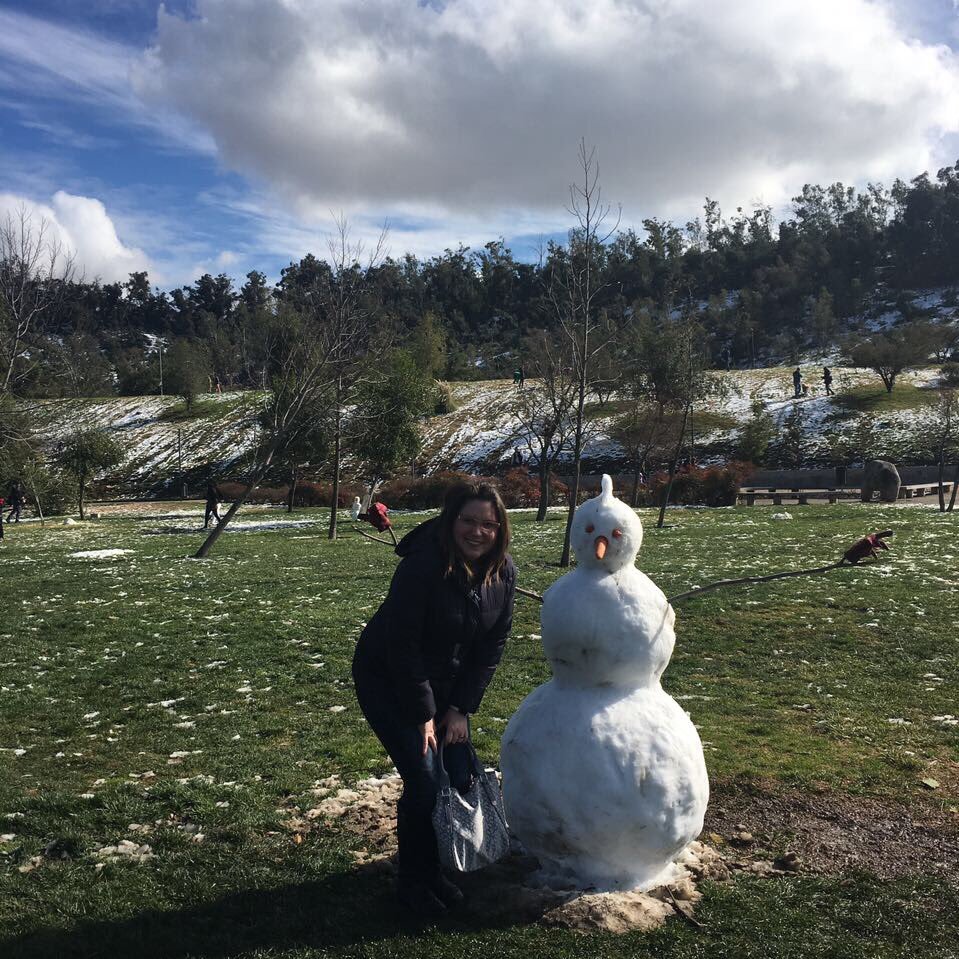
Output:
(378, 470), (479, 509)
(498, 468), (568, 507)
(215, 480), (363, 507)
(646, 461), (753, 507)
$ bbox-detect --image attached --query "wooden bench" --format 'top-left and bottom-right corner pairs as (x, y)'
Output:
(737, 482), (955, 505)
(737, 488), (859, 506)
(898, 482), (954, 499)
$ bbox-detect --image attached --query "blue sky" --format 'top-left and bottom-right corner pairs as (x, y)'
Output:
(2, 0), (959, 290)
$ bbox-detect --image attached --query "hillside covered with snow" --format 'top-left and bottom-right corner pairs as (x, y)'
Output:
(25, 361), (951, 494)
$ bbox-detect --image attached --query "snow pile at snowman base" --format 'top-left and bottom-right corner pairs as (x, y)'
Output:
(305, 773), (731, 933)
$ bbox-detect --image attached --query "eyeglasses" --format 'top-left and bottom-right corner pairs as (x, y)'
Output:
(456, 515), (501, 535)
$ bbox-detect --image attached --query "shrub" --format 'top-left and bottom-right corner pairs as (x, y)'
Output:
(647, 461), (753, 507)
(432, 382), (456, 414)
(215, 480), (362, 507)
(940, 362), (959, 388)
(379, 470), (480, 509)
(498, 467), (569, 507)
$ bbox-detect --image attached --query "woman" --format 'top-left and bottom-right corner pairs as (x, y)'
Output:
(352, 481), (516, 917)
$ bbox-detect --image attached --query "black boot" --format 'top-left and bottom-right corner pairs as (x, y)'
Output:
(396, 879), (447, 919)
(429, 873), (464, 908)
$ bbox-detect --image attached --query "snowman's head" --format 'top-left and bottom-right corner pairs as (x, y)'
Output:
(571, 474), (643, 572)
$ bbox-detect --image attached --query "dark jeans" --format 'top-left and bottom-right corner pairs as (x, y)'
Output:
(6, 504), (20, 523)
(353, 666), (471, 884)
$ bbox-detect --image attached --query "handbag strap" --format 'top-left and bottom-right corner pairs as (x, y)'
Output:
(435, 716), (484, 783)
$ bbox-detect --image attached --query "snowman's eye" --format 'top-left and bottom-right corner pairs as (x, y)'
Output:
(585, 524), (594, 533)
(612, 528), (623, 539)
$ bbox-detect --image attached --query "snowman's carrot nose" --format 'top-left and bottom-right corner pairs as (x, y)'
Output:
(594, 536), (609, 560)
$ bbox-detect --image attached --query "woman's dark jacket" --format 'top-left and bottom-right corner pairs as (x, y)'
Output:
(352, 518), (515, 725)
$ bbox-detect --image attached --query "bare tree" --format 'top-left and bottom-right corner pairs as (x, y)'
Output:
(512, 332), (578, 520)
(193, 306), (337, 558)
(609, 401), (670, 506)
(549, 140), (620, 566)
(312, 215), (389, 540)
(926, 386), (959, 512)
(0, 206), (77, 394)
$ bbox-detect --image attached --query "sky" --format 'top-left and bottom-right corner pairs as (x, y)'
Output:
(1, 0), (959, 290)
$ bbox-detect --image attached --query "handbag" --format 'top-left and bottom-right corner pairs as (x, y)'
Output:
(431, 734), (511, 872)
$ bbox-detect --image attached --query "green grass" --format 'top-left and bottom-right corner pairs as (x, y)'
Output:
(829, 381), (938, 414)
(583, 400), (739, 435)
(155, 399), (223, 422)
(0, 504), (957, 957)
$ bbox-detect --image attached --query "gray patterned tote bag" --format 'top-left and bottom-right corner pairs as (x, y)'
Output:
(432, 739), (510, 872)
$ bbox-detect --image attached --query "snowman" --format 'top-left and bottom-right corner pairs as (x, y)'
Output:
(501, 474), (708, 891)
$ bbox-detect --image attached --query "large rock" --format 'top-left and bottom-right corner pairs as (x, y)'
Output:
(861, 460), (901, 503)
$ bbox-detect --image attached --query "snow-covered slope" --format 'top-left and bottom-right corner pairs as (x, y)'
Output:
(26, 364), (948, 492)
(30, 392), (263, 492)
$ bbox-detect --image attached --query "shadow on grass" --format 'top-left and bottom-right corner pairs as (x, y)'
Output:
(829, 382), (937, 414)
(3, 865), (481, 959)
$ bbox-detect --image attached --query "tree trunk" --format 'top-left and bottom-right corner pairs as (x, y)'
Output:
(657, 405), (690, 529)
(328, 394), (342, 540)
(287, 468), (297, 513)
(536, 458), (550, 522)
(79, 477), (86, 521)
(560, 379), (587, 567)
(630, 455), (648, 508)
(194, 449), (275, 558)
(949, 461), (959, 512)
(938, 452), (946, 512)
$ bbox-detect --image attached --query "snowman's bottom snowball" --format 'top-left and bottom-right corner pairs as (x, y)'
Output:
(501, 682), (709, 892)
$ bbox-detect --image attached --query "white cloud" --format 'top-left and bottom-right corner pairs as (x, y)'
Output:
(0, 7), (214, 155)
(136, 0), (959, 228)
(0, 191), (152, 283)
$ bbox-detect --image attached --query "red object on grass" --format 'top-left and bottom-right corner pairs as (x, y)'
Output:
(364, 501), (391, 532)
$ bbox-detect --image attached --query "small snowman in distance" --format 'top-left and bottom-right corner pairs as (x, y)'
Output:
(501, 474), (709, 892)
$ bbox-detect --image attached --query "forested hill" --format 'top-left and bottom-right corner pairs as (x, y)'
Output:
(12, 161), (959, 399)
(27, 363), (948, 495)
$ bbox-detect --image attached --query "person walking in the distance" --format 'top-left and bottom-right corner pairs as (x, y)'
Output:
(822, 366), (834, 396)
(792, 367), (802, 398)
(203, 481), (222, 529)
(352, 481), (516, 917)
(5, 481), (24, 523)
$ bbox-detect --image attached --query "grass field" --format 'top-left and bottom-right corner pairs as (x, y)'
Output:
(1, 503), (957, 958)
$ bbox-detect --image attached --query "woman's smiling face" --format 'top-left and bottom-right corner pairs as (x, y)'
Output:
(453, 498), (500, 563)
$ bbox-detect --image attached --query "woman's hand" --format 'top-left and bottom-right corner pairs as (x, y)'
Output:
(419, 718), (437, 756)
(437, 708), (469, 745)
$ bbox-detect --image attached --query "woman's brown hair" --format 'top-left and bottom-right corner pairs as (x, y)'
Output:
(436, 481), (511, 585)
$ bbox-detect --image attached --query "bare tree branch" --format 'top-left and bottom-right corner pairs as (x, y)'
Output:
(0, 205), (78, 395)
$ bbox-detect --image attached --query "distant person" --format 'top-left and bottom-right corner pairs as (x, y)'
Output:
(512, 369), (522, 386)
(518, 365), (525, 387)
(792, 367), (802, 398)
(823, 366), (834, 396)
(204, 481), (222, 529)
(350, 496), (362, 520)
(5, 482), (24, 523)
(510, 447), (524, 467)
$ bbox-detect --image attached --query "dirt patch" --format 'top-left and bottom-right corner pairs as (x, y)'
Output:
(704, 775), (959, 882)
(287, 772), (959, 932)
(290, 775), (802, 934)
